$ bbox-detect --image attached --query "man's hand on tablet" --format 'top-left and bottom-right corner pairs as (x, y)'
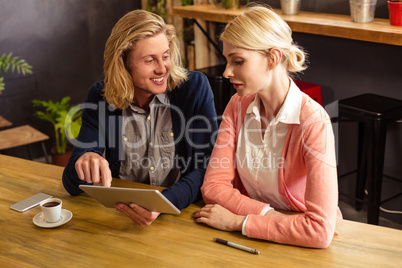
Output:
(115, 203), (160, 226)
(75, 152), (112, 187)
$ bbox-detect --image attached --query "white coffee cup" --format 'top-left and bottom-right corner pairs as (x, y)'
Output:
(40, 198), (62, 223)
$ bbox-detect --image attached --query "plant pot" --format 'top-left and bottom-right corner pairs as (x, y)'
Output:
(51, 147), (72, 167)
(349, 0), (377, 23)
(388, 1), (402, 26)
(281, 0), (301, 15)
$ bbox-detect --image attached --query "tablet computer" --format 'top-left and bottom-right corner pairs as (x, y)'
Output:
(79, 185), (180, 214)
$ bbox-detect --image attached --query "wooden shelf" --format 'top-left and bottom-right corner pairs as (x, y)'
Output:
(173, 5), (402, 46)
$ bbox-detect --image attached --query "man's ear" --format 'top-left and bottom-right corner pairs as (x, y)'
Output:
(268, 48), (282, 68)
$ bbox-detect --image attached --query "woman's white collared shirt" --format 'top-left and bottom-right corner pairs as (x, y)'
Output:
(236, 80), (302, 211)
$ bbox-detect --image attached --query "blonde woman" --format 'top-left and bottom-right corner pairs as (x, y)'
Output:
(63, 10), (218, 225)
(193, 6), (341, 248)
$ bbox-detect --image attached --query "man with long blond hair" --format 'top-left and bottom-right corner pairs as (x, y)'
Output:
(63, 9), (218, 225)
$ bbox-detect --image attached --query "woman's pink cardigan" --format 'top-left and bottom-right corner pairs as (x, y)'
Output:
(201, 92), (341, 248)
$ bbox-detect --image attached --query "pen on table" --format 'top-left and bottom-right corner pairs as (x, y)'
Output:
(213, 238), (260, 255)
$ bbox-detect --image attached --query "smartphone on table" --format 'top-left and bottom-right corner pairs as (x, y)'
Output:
(10, 193), (52, 212)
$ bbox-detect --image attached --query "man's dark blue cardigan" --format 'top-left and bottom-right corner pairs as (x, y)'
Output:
(62, 71), (218, 210)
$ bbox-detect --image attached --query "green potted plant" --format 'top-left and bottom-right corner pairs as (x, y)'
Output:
(147, 0), (167, 20)
(388, 0), (402, 26)
(0, 52), (33, 94)
(32, 96), (82, 166)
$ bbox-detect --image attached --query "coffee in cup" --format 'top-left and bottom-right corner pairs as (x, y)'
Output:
(40, 198), (62, 223)
(42, 201), (60, 207)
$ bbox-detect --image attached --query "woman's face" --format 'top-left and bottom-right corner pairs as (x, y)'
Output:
(127, 32), (171, 103)
(222, 42), (271, 97)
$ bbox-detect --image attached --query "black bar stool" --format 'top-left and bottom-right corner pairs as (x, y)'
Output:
(196, 65), (235, 116)
(339, 94), (402, 225)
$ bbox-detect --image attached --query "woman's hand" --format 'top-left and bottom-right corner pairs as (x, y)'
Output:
(116, 203), (160, 226)
(193, 204), (245, 232)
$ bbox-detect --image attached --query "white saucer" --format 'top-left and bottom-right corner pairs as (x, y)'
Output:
(33, 209), (73, 228)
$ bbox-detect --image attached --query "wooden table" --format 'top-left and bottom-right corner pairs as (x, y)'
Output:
(0, 125), (50, 163)
(0, 125), (49, 151)
(0, 115), (12, 129)
(1, 155), (402, 267)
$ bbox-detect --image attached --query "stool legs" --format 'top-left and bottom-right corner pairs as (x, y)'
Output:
(366, 120), (387, 225)
(41, 142), (50, 164)
(356, 122), (367, 211)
